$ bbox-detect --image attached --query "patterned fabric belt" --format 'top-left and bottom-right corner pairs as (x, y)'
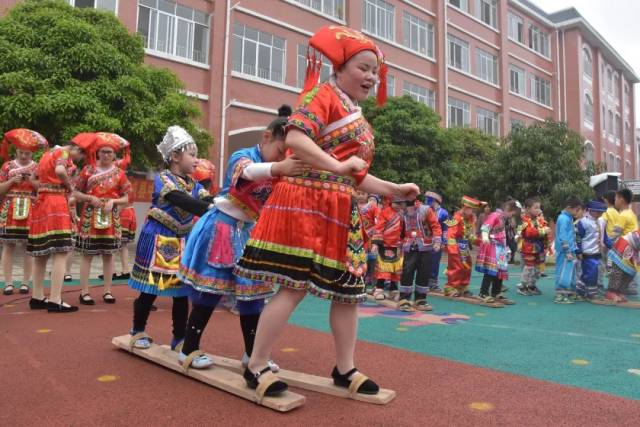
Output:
(148, 208), (193, 236)
(7, 190), (35, 198)
(37, 184), (67, 194)
(284, 170), (356, 194)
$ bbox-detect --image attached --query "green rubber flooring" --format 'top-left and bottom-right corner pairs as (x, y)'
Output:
(289, 265), (640, 400)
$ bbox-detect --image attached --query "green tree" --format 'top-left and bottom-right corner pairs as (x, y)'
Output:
(490, 120), (594, 216)
(361, 95), (497, 211)
(0, 0), (211, 169)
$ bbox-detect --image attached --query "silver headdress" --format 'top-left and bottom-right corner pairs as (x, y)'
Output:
(157, 125), (195, 161)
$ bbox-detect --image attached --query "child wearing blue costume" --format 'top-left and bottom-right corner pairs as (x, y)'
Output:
(554, 196), (583, 304)
(575, 200), (607, 300)
(177, 106), (306, 370)
(128, 126), (214, 350)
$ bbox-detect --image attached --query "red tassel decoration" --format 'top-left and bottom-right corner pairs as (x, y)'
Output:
(0, 138), (9, 162)
(300, 47), (322, 101)
(376, 62), (388, 107)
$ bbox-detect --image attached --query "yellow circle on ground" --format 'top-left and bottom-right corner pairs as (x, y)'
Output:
(469, 402), (494, 411)
(571, 359), (590, 365)
(281, 347), (298, 353)
(631, 333), (640, 338)
(475, 312), (487, 317)
(396, 327), (409, 332)
(4, 304), (14, 308)
(628, 369), (640, 376)
(527, 302), (538, 306)
(97, 375), (118, 382)
(36, 329), (51, 334)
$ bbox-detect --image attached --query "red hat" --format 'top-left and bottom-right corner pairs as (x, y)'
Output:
(72, 132), (130, 168)
(302, 25), (388, 106)
(461, 196), (482, 209)
(1, 128), (48, 161)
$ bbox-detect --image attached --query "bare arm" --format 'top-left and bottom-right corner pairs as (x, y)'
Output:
(358, 173), (420, 200)
(54, 164), (74, 191)
(286, 129), (366, 176)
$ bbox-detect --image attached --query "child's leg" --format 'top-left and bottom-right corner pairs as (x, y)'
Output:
(247, 287), (305, 373)
(182, 291), (221, 355)
(49, 252), (70, 304)
(22, 244), (33, 285)
(31, 254), (48, 301)
(132, 292), (158, 333)
(172, 294), (189, 343)
(102, 254), (114, 295)
(120, 245), (130, 274)
(490, 277), (503, 297)
(2, 243), (15, 290)
(428, 249), (442, 290)
(414, 251), (431, 300)
(65, 252), (73, 277)
(480, 274), (493, 296)
(79, 254), (93, 296)
(237, 299), (265, 357)
(399, 251), (418, 300)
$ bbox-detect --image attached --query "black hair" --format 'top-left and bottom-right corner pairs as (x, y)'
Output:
(501, 200), (518, 212)
(564, 196), (583, 209)
(524, 197), (540, 209)
(616, 188), (633, 205)
(267, 104), (292, 140)
(603, 190), (616, 205)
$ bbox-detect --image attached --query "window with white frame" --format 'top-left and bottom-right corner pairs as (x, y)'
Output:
(584, 94), (593, 124)
(68, 0), (116, 12)
(615, 156), (621, 172)
(402, 11), (434, 58)
(291, 0), (345, 20)
(372, 74), (396, 97)
(608, 110), (614, 135)
(625, 161), (631, 178)
(232, 23), (285, 84)
(607, 68), (613, 93)
(603, 149), (607, 164)
(615, 113), (621, 139)
(624, 84), (629, 107)
(363, 0), (395, 41)
(528, 24), (550, 58)
(509, 65), (525, 95)
(402, 81), (435, 108)
(448, 0), (468, 12)
(477, 49), (498, 85)
(530, 74), (551, 106)
(296, 44), (332, 88)
(477, 107), (499, 137)
(137, 0), (210, 65)
(582, 48), (592, 79)
(476, 0), (497, 28)
(507, 13), (524, 43)
(448, 97), (470, 128)
(608, 153), (615, 170)
(601, 105), (606, 131)
(614, 74), (620, 100)
(584, 142), (594, 163)
(625, 122), (631, 146)
(447, 34), (469, 72)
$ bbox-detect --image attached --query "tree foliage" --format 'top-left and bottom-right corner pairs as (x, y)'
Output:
(362, 96), (593, 216)
(0, 0), (211, 169)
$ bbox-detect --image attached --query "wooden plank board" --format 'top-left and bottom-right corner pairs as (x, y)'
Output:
(111, 335), (305, 412)
(365, 295), (410, 311)
(589, 299), (640, 309)
(210, 354), (396, 405)
(428, 290), (505, 308)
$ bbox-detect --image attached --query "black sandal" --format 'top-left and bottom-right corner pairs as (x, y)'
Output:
(63, 275), (73, 282)
(3, 285), (14, 295)
(243, 366), (288, 397)
(19, 284), (29, 294)
(47, 301), (79, 313)
(103, 292), (116, 304)
(331, 366), (379, 395)
(79, 294), (96, 305)
(29, 297), (49, 310)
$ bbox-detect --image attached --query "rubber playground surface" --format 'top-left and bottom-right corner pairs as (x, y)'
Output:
(1, 264), (640, 426)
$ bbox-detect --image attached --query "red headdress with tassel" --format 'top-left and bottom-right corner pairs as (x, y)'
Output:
(1, 128), (48, 161)
(72, 132), (130, 168)
(301, 25), (388, 106)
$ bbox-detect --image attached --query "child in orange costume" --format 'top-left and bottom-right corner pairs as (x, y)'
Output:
(444, 196), (480, 296)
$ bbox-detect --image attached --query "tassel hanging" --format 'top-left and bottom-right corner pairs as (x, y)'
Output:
(300, 47), (322, 100)
(148, 270), (155, 286)
(376, 63), (388, 107)
(0, 139), (9, 162)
